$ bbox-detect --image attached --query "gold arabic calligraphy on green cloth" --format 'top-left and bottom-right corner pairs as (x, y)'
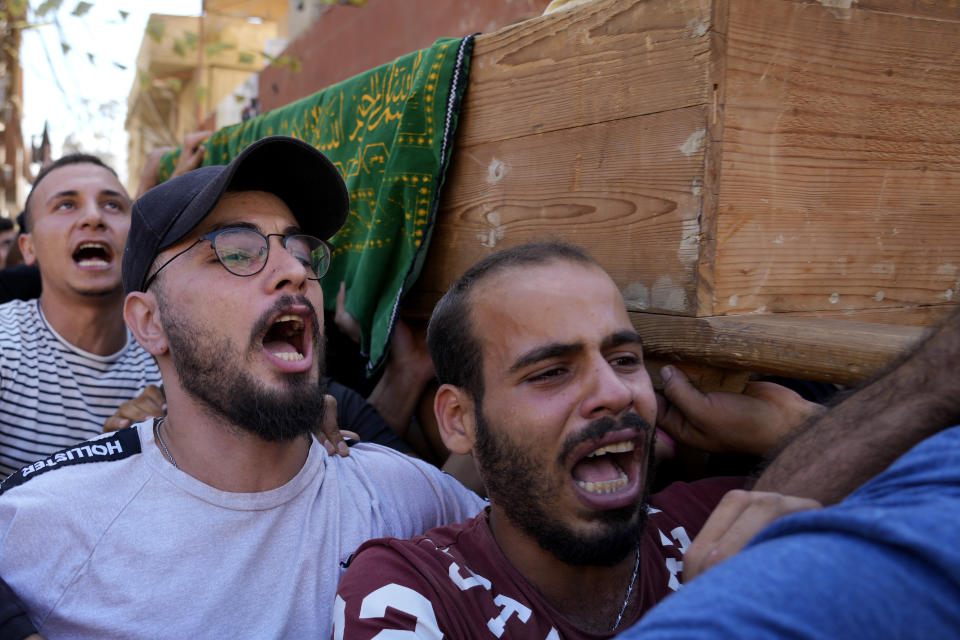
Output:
(158, 36), (474, 375)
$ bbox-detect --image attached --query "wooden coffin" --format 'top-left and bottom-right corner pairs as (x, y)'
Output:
(405, 0), (960, 384)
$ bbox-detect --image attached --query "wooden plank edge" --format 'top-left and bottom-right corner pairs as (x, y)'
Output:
(694, 0), (730, 317)
(631, 312), (932, 384)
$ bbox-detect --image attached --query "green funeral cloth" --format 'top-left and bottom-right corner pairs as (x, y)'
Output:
(157, 35), (475, 375)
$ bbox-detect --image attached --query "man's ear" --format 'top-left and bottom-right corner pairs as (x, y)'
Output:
(124, 291), (169, 356)
(434, 383), (477, 456)
(18, 233), (36, 266)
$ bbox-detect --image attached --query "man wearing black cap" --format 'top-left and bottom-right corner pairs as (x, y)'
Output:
(0, 136), (484, 638)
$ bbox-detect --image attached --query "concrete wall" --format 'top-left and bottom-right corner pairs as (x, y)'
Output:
(260, 0), (551, 111)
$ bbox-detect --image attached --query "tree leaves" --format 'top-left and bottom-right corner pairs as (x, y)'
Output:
(204, 40), (235, 57)
(34, 0), (63, 18)
(69, 1), (91, 17)
(7, 0), (29, 17)
(146, 19), (165, 43)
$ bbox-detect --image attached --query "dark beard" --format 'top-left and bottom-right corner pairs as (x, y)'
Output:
(474, 404), (654, 567)
(159, 291), (327, 441)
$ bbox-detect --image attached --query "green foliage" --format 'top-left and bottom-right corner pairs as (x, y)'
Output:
(259, 51), (302, 72)
(204, 40), (235, 57)
(8, 0), (312, 122)
(277, 55), (301, 72)
(146, 18), (165, 43)
(8, 0), (28, 17)
(171, 31), (199, 57)
(34, 0), (63, 18)
(69, 0), (91, 17)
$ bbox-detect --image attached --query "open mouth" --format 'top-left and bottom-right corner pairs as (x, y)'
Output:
(72, 241), (112, 268)
(572, 440), (636, 495)
(262, 314), (307, 361)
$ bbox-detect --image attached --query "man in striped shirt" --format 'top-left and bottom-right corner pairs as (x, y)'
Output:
(0, 155), (161, 476)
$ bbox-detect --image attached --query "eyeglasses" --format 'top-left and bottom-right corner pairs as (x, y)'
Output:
(144, 226), (332, 290)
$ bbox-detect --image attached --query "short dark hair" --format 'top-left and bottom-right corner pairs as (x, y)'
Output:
(426, 241), (598, 400)
(0, 217), (13, 233)
(22, 154), (117, 233)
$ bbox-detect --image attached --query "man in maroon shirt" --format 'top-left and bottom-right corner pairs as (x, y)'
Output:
(333, 242), (815, 638)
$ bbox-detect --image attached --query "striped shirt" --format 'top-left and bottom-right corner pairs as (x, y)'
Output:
(0, 299), (160, 477)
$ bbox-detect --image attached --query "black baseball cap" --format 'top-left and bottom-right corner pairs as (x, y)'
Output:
(123, 135), (349, 294)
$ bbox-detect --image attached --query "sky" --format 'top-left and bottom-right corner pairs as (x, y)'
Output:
(20, 0), (203, 184)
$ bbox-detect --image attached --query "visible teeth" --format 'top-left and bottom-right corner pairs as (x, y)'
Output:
(576, 467), (629, 494)
(274, 315), (305, 339)
(587, 441), (635, 458)
(79, 242), (107, 250)
(273, 352), (304, 361)
(276, 314), (304, 327)
(78, 258), (108, 267)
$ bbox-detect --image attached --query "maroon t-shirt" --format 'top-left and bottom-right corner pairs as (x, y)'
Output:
(333, 476), (745, 639)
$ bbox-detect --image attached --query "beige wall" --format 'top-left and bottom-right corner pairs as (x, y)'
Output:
(125, 11), (285, 192)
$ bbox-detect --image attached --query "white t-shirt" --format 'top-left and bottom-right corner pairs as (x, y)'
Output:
(0, 421), (485, 638)
(0, 299), (161, 475)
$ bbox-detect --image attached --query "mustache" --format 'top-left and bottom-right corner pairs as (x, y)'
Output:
(558, 413), (653, 465)
(250, 294), (321, 345)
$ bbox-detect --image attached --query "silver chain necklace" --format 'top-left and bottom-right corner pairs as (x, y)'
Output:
(612, 546), (640, 631)
(154, 418), (179, 470)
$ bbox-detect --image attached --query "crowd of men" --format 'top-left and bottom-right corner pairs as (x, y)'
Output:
(0, 135), (955, 639)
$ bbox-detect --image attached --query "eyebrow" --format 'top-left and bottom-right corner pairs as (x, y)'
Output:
(45, 189), (79, 205)
(99, 189), (129, 201)
(509, 342), (584, 374)
(507, 330), (644, 374)
(601, 330), (644, 351)
(205, 221), (303, 236)
(45, 189), (129, 205)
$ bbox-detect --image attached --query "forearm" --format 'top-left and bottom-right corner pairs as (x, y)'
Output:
(365, 364), (433, 438)
(755, 311), (960, 504)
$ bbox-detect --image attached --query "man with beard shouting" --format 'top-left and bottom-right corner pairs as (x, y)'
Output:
(335, 240), (960, 639)
(333, 242), (815, 638)
(0, 136), (485, 639)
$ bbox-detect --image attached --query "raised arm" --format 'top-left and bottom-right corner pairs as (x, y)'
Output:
(669, 309), (960, 579)
(135, 130), (212, 197)
(753, 307), (960, 504)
